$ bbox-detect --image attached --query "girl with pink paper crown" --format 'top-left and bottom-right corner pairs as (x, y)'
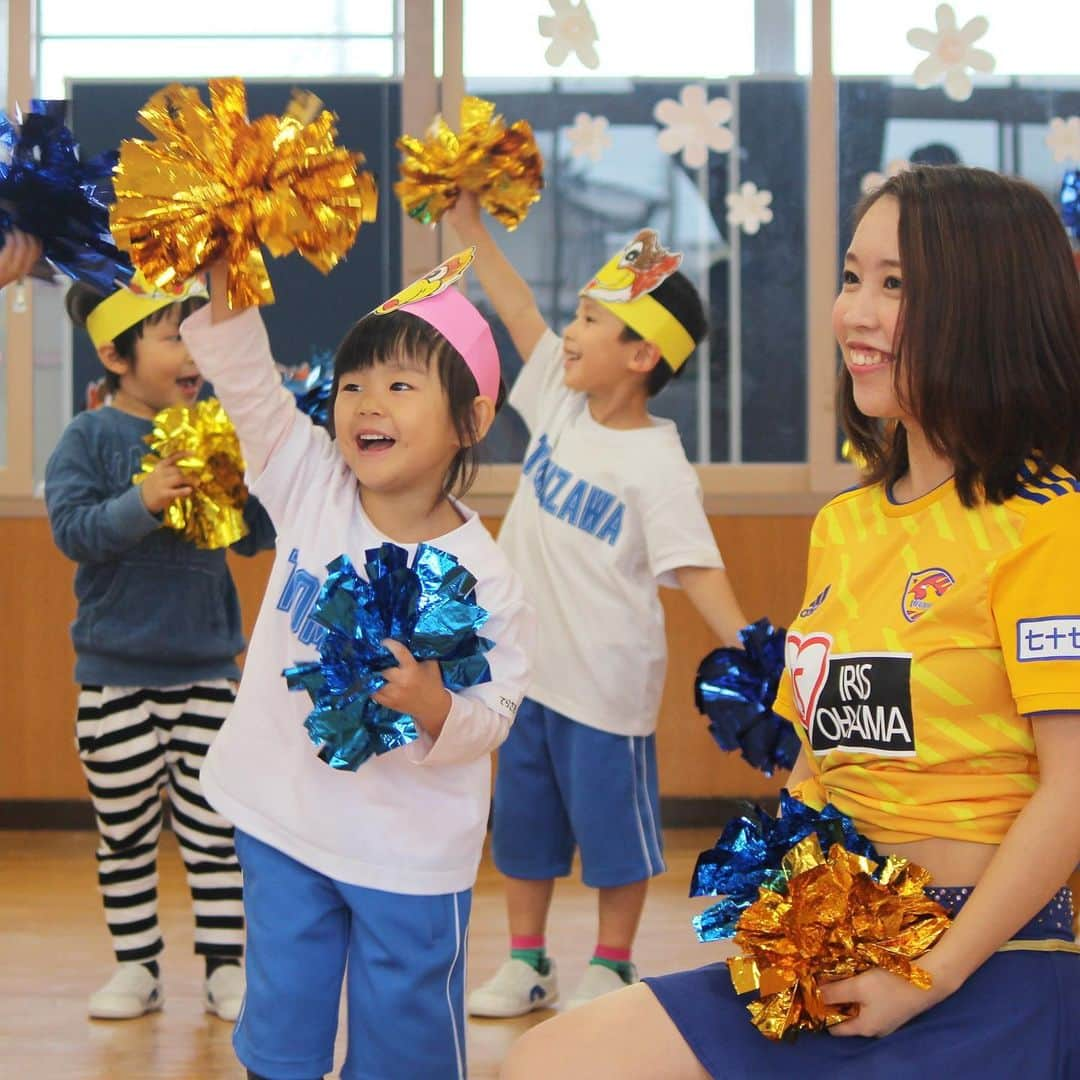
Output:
(178, 251), (534, 1080)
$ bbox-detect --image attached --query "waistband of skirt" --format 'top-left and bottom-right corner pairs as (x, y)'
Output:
(925, 884), (1077, 946)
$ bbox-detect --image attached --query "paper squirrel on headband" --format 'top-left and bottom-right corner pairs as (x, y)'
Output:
(84, 271), (209, 348)
(369, 246), (501, 401)
(580, 229), (698, 372)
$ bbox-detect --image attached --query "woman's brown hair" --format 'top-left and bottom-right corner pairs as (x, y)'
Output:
(840, 166), (1080, 506)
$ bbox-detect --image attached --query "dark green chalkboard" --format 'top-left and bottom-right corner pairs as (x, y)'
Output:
(69, 78), (401, 414)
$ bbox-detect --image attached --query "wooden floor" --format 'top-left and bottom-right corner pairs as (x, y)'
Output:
(0, 827), (730, 1079)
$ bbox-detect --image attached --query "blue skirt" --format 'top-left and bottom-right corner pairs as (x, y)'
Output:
(645, 887), (1079, 1080)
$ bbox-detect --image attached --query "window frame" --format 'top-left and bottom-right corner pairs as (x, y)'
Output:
(0, 0), (852, 512)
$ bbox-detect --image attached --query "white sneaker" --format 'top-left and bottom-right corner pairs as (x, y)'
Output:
(204, 963), (246, 1022)
(88, 963), (164, 1020)
(566, 962), (638, 1009)
(467, 957), (559, 1018)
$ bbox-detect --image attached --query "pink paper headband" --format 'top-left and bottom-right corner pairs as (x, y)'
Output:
(371, 247), (501, 402)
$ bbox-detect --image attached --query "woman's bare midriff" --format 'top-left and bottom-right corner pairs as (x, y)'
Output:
(885, 835), (997, 887)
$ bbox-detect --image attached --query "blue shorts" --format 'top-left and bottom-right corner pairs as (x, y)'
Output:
(492, 698), (665, 889)
(233, 830), (471, 1080)
(645, 886), (1080, 1079)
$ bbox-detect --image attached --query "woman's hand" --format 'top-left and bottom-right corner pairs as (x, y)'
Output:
(821, 963), (954, 1038)
(373, 638), (452, 741)
(0, 229), (42, 289)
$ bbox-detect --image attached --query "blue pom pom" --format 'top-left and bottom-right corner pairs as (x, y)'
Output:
(281, 350), (335, 427)
(283, 542), (494, 771)
(688, 791), (882, 941)
(695, 618), (800, 776)
(0, 100), (133, 291)
(1061, 169), (1079, 240)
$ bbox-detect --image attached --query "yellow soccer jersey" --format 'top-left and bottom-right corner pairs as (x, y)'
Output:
(774, 465), (1080, 844)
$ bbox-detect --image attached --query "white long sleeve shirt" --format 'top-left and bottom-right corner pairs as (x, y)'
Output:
(181, 305), (535, 894)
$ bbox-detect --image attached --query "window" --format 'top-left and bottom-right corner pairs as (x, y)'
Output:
(6, 0), (400, 492)
(36, 1), (399, 97)
(3, 1), (1076, 508)
(461, 1), (812, 469)
(833, 2), (1080, 462)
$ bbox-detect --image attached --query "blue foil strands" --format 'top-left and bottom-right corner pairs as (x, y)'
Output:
(283, 542), (495, 771)
(1061, 169), (1079, 240)
(689, 790), (882, 941)
(0, 100), (133, 292)
(281, 350), (335, 427)
(695, 618), (800, 776)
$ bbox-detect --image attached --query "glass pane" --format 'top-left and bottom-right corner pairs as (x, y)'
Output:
(32, 279), (68, 494)
(40, 0), (394, 37)
(465, 0), (755, 78)
(462, 2), (809, 465)
(833, 1), (1080, 76)
(459, 77), (808, 465)
(40, 37), (395, 97)
(834, 1), (1080, 460)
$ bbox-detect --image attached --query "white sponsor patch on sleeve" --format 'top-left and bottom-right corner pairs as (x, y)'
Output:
(1017, 617), (1080, 662)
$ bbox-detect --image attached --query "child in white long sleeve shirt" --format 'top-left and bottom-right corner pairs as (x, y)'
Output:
(180, 251), (535, 1080)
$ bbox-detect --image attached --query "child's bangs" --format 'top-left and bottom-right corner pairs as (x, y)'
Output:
(141, 294), (207, 332)
(334, 311), (441, 378)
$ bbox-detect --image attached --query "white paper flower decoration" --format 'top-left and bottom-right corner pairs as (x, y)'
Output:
(653, 85), (734, 170)
(567, 113), (613, 163)
(1046, 117), (1080, 164)
(860, 158), (911, 194)
(906, 4), (995, 102)
(538, 0), (599, 70)
(726, 182), (773, 236)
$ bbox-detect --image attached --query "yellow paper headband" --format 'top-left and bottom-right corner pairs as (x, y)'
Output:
(86, 273), (209, 348)
(580, 229), (696, 371)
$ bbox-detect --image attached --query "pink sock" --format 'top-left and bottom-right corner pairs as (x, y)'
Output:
(593, 944), (632, 963)
(511, 935), (546, 951)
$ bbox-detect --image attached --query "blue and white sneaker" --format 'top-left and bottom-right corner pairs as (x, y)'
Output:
(467, 957), (559, 1018)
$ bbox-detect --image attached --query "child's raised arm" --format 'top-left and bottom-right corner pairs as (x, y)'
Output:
(444, 192), (547, 361)
(180, 265), (303, 488)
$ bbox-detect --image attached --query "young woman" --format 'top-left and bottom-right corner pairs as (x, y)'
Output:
(501, 166), (1080, 1079)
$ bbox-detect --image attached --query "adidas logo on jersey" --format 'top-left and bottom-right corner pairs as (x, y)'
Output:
(800, 585), (831, 618)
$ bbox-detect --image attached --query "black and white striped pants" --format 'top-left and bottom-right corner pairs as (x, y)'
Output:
(75, 681), (244, 963)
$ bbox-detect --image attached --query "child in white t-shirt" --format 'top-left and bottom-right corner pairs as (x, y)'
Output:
(448, 195), (747, 1016)
(179, 250), (535, 1080)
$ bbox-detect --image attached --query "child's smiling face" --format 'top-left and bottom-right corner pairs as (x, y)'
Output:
(333, 351), (461, 498)
(561, 296), (647, 396)
(109, 304), (204, 418)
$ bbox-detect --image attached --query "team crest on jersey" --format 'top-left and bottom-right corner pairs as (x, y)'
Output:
(800, 585), (831, 619)
(786, 630), (916, 757)
(901, 567), (955, 623)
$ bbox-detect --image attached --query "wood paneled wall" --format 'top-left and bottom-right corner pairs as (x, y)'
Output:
(0, 513), (812, 802)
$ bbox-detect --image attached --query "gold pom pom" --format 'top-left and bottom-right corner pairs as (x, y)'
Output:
(395, 96), (544, 230)
(110, 78), (378, 309)
(727, 835), (950, 1040)
(133, 398), (250, 550)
